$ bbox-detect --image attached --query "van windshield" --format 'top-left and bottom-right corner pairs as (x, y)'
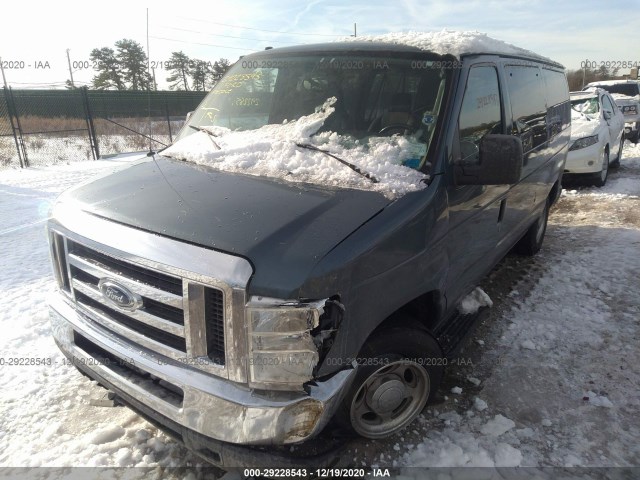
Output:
(175, 53), (450, 170)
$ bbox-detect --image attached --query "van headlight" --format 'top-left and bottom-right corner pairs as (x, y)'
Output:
(246, 298), (325, 391)
(569, 135), (598, 151)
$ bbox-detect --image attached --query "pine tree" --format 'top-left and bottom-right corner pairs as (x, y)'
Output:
(89, 47), (125, 90)
(189, 59), (212, 91)
(115, 39), (151, 90)
(166, 52), (192, 91)
(210, 59), (232, 87)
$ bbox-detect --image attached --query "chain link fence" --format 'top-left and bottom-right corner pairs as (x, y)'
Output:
(0, 89), (23, 167)
(0, 87), (206, 168)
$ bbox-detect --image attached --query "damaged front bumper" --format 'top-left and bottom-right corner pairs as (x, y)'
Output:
(50, 294), (357, 446)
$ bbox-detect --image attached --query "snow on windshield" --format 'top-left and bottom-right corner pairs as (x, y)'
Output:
(163, 97), (429, 200)
(571, 96), (599, 123)
(340, 30), (551, 62)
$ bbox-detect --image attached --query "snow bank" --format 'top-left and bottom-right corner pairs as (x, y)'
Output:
(480, 415), (516, 436)
(0, 160), (205, 470)
(458, 287), (493, 314)
(584, 391), (614, 408)
(163, 98), (428, 200)
(340, 30), (552, 62)
(401, 427), (523, 468)
(474, 397), (488, 411)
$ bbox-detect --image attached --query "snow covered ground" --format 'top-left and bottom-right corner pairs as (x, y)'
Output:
(0, 143), (639, 478)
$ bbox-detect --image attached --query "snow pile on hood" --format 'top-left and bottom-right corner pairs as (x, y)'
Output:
(570, 111), (599, 139)
(569, 94), (600, 138)
(163, 98), (428, 200)
(340, 30), (551, 62)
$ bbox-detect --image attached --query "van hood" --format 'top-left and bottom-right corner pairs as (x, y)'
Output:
(61, 156), (390, 298)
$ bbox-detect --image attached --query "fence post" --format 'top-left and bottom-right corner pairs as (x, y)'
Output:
(165, 99), (172, 143)
(81, 87), (100, 160)
(6, 87), (28, 168)
(3, 87), (23, 168)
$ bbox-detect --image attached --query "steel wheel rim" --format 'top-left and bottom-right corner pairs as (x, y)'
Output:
(350, 360), (429, 438)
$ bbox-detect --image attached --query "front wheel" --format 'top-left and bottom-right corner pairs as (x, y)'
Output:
(337, 328), (443, 439)
(515, 199), (549, 256)
(610, 135), (624, 168)
(592, 148), (609, 187)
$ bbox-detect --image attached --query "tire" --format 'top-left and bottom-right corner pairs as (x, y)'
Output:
(610, 135), (623, 169)
(336, 327), (444, 439)
(592, 148), (609, 187)
(515, 199), (549, 256)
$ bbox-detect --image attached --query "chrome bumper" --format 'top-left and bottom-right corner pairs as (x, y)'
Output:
(50, 295), (356, 446)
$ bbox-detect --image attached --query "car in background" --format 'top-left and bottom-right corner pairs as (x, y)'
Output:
(566, 89), (625, 186)
(583, 80), (640, 143)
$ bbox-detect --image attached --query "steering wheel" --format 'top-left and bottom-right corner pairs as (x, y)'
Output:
(377, 123), (414, 136)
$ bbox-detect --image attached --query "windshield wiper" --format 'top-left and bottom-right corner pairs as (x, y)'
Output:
(189, 125), (221, 150)
(295, 143), (379, 184)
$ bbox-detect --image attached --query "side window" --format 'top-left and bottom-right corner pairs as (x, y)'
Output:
(458, 66), (502, 162)
(601, 95), (615, 114)
(506, 65), (547, 151)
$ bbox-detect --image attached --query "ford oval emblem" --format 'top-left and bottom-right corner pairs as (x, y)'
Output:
(98, 278), (143, 311)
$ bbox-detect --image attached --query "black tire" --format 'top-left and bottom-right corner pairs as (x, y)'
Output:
(610, 135), (623, 169)
(515, 199), (549, 256)
(592, 148), (609, 187)
(335, 327), (444, 439)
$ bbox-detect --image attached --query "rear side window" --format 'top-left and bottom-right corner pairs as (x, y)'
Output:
(542, 69), (569, 107)
(458, 66), (502, 162)
(542, 68), (570, 140)
(505, 65), (547, 151)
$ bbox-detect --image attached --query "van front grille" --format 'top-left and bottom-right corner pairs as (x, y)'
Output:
(59, 237), (226, 366)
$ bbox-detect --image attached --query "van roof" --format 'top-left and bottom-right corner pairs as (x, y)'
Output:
(250, 31), (564, 69)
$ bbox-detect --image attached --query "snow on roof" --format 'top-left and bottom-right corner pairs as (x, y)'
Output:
(586, 79), (640, 86)
(570, 90), (599, 97)
(163, 98), (429, 200)
(339, 30), (554, 63)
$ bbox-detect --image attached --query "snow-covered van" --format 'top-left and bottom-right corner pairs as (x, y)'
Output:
(47, 32), (570, 467)
(583, 80), (640, 143)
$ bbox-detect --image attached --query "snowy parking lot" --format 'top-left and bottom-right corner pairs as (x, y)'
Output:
(0, 144), (639, 477)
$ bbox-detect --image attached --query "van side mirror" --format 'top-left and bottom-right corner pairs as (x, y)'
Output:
(603, 110), (612, 120)
(186, 111), (194, 121)
(455, 134), (523, 185)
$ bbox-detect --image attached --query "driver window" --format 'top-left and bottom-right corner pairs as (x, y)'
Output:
(601, 95), (615, 114)
(458, 66), (502, 162)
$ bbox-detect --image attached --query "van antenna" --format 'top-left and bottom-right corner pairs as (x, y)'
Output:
(146, 8), (153, 154)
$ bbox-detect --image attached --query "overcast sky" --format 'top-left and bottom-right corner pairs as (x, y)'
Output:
(1, 0), (637, 89)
